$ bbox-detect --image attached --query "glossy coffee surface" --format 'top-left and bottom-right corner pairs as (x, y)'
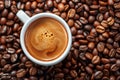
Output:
(25, 17), (68, 61)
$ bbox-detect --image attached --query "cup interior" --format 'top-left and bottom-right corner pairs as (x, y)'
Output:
(20, 13), (72, 66)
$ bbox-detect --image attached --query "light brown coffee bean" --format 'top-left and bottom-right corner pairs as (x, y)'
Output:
(25, 1), (31, 10)
(85, 52), (93, 60)
(0, 17), (7, 25)
(107, 17), (114, 26)
(92, 55), (100, 64)
(88, 42), (95, 50)
(70, 70), (77, 78)
(17, 69), (26, 78)
(67, 19), (74, 27)
(31, 1), (37, 9)
(96, 25), (105, 33)
(108, 0), (114, 5)
(68, 9), (76, 18)
(58, 3), (64, 12)
(94, 71), (103, 79)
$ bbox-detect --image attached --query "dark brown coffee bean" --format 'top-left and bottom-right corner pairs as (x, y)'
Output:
(68, 9), (76, 18)
(6, 35), (14, 42)
(17, 69), (26, 78)
(88, 16), (95, 23)
(2, 9), (8, 17)
(103, 48), (109, 55)
(85, 52), (93, 60)
(0, 25), (7, 34)
(55, 73), (64, 78)
(96, 13), (103, 22)
(92, 55), (100, 64)
(104, 64), (110, 69)
(96, 25), (105, 33)
(101, 58), (110, 64)
(94, 71), (103, 79)
(3, 64), (12, 72)
(110, 76), (116, 80)
(71, 27), (77, 35)
(79, 17), (88, 24)
(25, 61), (33, 68)
(11, 5), (18, 13)
(109, 49), (116, 57)
(79, 45), (88, 51)
(0, 45), (6, 50)
(111, 64), (119, 71)
(29, 67), (37, 76)
(11, 54), (18, 63)
(70, 70), (77, 78)
(5, 0), (11, 8)
(116, 59), (120, 67)
(13, 23), (19, 32)
(58, 3), (64, 12)
(101, 20), (108, 28)
(116, 48), (120, 54)
(99, 7), (107, 13)
(116, 76), (120, 80)
(1, 59), (7, 67)
(86, 35), (95, 41)
(107, 17), (114, 26)
(8, 12), (15, 20)
(0, 17), (7, 25)
(85, 66), (93, 74)
(115, 33), (120, 41)
(97, 42), (105, 52)
(3, 53), (10, 60)
(106, 43), (113, 49)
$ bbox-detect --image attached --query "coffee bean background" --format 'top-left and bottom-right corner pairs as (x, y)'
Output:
(0, 0), (120, 80)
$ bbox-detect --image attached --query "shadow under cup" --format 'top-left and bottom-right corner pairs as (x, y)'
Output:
(19, 12), (72, 66)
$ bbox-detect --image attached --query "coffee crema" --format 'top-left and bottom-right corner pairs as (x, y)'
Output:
(25, 17), (68, 61)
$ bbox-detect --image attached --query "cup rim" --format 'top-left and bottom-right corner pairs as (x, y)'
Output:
(20, 13), (72, 66)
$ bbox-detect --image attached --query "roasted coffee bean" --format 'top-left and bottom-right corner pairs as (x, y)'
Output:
(0, 25), (7, 34)
(68, 9), (76, 18)
(7, 48), (15, 54)
(96, 25), (105, 33)
(11, 5), (18, 13)
(6, 35), (14, 42)
(31, 1), (37, 9)
(29, 67), (37, 76)
(85, 66), (93, 74)
(101, 20), (108, 28)
(85, 52), (93, 60)
(58, 3), (64, 12)
(0, 17), (7, 25)
(8, 12), (15, 20)
(79, 45), (88, 51)
(71, 27), (77, 35)
(0, 45), (6, 50)
(25, 61), (33, 68)
(3, 53), (10, 60)
(55, 73), (64, 78)
(2, 9), (8, 17)
(88, 16), (95, 23)
(92, 55), (100, 64)
(5, 0), (11, 8)
(94, 71), (103, 79)
(101, 58), (110, 64)
(79, 17), (88, 24)
(107, 17), (114, 26)
(109, 49), (116, 57)
(3, 64), (12, 72)
(116, 59), (120, 67)
(70, 70), (77, 78)
(97, 42), (105, 52)
(11, 54), (18, 63)
(111, 64), (119, 71)
(17, 69), (26, 78)
(0, 59), (7, 67)
(67, 19), (74, 27)
(88, 42), (95, 50)
(0, 1), (4, 10)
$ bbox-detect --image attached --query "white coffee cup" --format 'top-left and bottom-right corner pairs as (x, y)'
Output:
(17, 10), (72, 66)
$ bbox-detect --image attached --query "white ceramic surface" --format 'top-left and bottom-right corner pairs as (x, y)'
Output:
(17, 10), (72, 66)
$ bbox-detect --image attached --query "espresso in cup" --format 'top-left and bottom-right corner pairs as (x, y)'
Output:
(25, 17), (68, 61)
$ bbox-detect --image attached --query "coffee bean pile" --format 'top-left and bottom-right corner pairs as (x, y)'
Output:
(0, 0), (120, 80)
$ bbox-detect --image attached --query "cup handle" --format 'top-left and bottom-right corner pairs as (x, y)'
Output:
(16, 10), (30, 24)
